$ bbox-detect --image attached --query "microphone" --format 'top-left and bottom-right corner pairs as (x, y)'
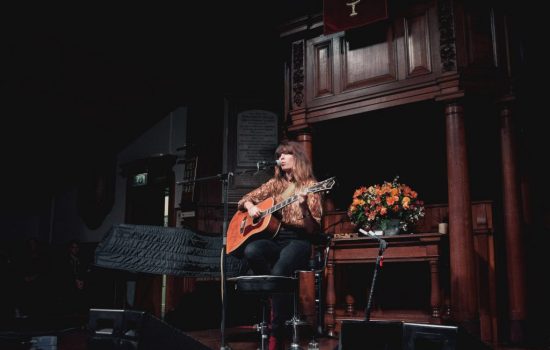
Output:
(256, 160), (281, 170)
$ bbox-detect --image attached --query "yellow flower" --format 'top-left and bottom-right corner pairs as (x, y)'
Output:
(402, 196), (410, 209)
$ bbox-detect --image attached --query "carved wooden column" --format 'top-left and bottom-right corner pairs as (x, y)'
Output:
(444, 101), (479, 334)
(429, 260), (441, 318)
(325, 259), (336, 337)
(294, 128), (337, 213)
(295, 130), (313, 163)
(288, 39), (307, 129)
(498, 99), (527, 343)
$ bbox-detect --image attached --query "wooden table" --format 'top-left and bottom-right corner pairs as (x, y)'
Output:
(324, 232), (445, 336)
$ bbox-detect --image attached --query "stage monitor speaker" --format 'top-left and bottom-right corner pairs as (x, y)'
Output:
(88, 308), (210, 350)
(339, 320), (404, 350)
(403, 323), (458, 350)
(339, 320), (491, 350)
(403, 322), (491, 350)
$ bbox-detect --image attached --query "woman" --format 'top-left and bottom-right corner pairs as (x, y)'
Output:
(237, 140), (323, 349)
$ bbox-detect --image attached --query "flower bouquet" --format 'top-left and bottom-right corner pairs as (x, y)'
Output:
(348, 176), (425, 233)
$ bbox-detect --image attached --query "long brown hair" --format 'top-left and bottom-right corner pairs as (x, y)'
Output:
(273, 140), (316, 186)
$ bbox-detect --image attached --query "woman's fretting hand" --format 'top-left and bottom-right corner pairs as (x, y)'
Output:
(297, 190), (308, 205)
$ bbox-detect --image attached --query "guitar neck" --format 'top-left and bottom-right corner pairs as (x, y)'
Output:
(257, 177), (334, 218)
(262, 194), (299, 217)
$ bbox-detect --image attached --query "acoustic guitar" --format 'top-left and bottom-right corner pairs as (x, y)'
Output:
(226, 177), (336, 254)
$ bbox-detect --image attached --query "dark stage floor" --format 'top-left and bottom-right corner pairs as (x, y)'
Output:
(0, 313), (336, 350)
(0, 311), (541, 350)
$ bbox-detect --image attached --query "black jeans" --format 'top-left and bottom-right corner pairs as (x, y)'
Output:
(242, 228), (312, 338)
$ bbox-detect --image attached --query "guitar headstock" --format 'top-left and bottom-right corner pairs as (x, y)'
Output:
(307, 177), (336, 194)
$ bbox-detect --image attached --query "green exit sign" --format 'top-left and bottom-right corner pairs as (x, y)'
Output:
(132, 172), (148, 187)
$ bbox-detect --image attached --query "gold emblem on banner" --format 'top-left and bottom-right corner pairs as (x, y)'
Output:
(346, 0), (360, 16)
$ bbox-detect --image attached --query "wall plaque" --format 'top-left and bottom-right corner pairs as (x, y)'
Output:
(226, 108), (279, 203)
(237, 110), (278, 167)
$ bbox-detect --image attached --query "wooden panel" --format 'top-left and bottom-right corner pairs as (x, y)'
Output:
(322, 211), (356, 235)
(284, 0), (449, 122)
(280, 0), (516, 129)
(405, 10), (432, 77)
(313, 41), (334, 98)
(415, 204), (448, 233)
(341, 25), (396, 90)
(465, 7), (496, 67)
(474, 231), (498, 344)
(471, 200), (493, 232)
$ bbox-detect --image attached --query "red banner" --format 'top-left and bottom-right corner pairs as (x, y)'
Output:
(323, 0), (388, 35)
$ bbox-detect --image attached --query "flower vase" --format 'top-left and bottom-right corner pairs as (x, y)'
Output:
(382, 219), (401, 236)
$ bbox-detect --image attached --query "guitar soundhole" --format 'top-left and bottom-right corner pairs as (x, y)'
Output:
(252, 217), (261, 225)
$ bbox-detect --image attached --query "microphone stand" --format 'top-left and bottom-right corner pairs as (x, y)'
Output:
(177, 163), (273, 350)
(358, 228), (388, 321)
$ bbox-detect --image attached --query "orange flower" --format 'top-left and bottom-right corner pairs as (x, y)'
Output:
(353, 187), (367, 198)
(386, 196), (398, 206)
